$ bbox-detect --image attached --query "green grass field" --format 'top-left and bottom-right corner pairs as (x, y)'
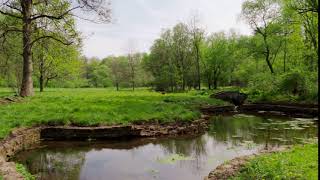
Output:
(231, 143), (318, 180)
(0, 88), (226, 139)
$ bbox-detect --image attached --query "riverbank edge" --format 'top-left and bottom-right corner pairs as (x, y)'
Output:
(0, 103), (318, 179)
(204, 146), (292, 180)
(0, 115), (213, 180)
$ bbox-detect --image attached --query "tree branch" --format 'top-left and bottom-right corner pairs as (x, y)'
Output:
(30, 6), (81, 21)
(31, 35), (73, 47)
(0, 9), (22, 19)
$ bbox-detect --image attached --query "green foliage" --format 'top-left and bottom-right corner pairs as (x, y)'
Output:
(16, 163), (35, 180)
(245, 70), (318, 103)
(231, 143), (318, 180)
(279, 70), (307, 96)
(0, 88), (226, 139)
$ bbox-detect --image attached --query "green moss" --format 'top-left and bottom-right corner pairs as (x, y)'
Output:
(156, 154), (194, 164)
(231, 143), (318, 180)
(0, 88), (226, 139)
(16, 164), (35, 180)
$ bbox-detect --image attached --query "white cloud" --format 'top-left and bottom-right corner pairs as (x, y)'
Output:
(77, 0), (252, 59)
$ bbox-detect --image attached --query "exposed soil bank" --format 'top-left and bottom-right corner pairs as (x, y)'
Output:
(204, 146), (290, 180)
(0, 128), (41, 180)
(41, 118), (210, 141)
(201, 103), (318, 118)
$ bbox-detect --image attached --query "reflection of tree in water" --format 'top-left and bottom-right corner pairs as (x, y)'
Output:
(207, 115), (318, 149)
(158, 136), (206, 157)
(157, 135), (208, 172)
(208, 115), (263, 143)
(16, 148), (86, 180)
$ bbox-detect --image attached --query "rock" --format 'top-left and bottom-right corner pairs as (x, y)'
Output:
(210, 91), (247, 106)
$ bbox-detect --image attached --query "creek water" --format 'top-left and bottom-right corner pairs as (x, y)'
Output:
(13, 114), (318, 180)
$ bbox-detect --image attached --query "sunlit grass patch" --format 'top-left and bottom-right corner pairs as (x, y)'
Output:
(16, 164), (35, 180)
(0, 88), (226, 139)
(231, 143), (318, 180)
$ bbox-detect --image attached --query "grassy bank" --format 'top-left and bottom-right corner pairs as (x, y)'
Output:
(16, 164), (35, 180)
(231, 143), (318, 180)
(0, 88), (226, 139)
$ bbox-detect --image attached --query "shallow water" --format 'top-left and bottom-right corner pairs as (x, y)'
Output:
(14, 114), (318, 180)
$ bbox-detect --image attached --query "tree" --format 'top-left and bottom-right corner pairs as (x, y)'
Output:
(107, 56), (128, 91)
(33, 39), (81, 91)
(171, 23), (193, 91)
(0, 0), (111, 96)
(201, 32), (230, 89)
(188, 14), (204, 90)
(241, 0), (282, 74)
(288, 0), (318, 70)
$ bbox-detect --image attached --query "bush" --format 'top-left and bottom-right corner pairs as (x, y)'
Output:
(279, 71), (307, 96)
(246, 72), (278, 101)
(245, 70), (318, 103)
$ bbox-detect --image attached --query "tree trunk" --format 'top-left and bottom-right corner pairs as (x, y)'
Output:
(283, 38), (287, 73)
(39, 58), (44, 92)
(195, 45), (201, 90)
(116, 82), (119, 91)
(213, 78), (218, 89)
(39, 74), (44, 92)
(262, 34), (274, 74)
(207, 75), (211, 90)
(265, 48), (274, 74)
(20, 0), (34, 97)
(182, 76), (185, 91)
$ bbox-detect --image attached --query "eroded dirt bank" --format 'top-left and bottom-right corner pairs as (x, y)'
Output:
(201, 103), (318, 118)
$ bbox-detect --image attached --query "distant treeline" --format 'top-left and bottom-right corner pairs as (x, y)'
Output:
(0, 0), (318, 100)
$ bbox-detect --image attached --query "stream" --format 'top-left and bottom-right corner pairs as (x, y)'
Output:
(13, 114), (318, 180)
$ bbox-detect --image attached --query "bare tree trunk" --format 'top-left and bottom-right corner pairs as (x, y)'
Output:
(207, 75), (211, 90)
(116, 82), (119, 91)
(213, 78), (218, 89)
(39, 73), (44, 92)
(265, 48), (274, 74)
(283, 38), (287, 73)
(195, 45), (201, 90)
(39, 57), (44, 92)
(182, 75), (185, 91)
(262, 34), (274, 74)
(20, 0), (34, 97)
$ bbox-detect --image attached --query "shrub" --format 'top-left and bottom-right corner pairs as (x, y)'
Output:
(246, 72), (278, 101)
(279, 71), (307, 96)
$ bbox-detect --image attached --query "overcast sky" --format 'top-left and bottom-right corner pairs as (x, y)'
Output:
(76, 0), (252, 59)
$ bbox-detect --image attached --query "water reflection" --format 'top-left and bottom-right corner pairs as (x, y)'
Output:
(14, 114), (318, 180)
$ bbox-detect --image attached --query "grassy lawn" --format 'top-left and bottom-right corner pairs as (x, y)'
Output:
(231, 143), (318, 180)
(0, 88), (226, 139)
(0, 88), (15, 98)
